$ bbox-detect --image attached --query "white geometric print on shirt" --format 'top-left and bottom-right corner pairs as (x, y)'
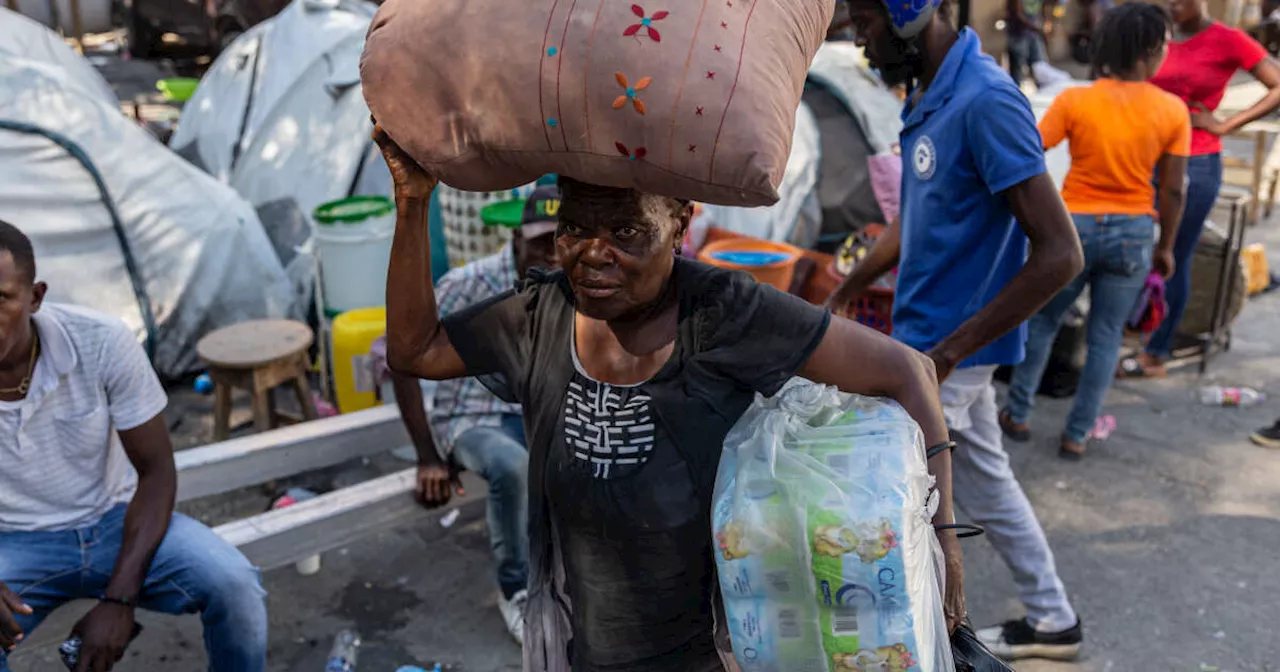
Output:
(563, 375), (656, 480)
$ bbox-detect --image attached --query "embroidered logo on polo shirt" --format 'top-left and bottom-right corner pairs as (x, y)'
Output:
(911, 135), (936, 181)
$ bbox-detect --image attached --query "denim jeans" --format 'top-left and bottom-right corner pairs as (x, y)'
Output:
(1007, 30), (1046, 84)
(452, 414), (529, 600)
(1147, 152), (1223, 358)
(1006, 213), (1154, 443)
(0, 505), (267, 672)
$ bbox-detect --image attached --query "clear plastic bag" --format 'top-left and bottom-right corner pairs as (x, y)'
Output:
(713, 379), (954, 672)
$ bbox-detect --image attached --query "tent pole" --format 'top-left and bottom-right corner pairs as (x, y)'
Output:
(0, 121), (159, 361)
(68, 0), (83, 42)
(312, 255), (333, 403)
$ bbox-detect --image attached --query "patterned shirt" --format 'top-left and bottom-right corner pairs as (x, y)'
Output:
(428, 245), (523, 453)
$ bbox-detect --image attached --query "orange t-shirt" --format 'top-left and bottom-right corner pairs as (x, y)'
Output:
(1039, 79), (1191, 216)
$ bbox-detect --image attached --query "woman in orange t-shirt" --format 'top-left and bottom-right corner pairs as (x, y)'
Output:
(1000, 3), (1190, 459)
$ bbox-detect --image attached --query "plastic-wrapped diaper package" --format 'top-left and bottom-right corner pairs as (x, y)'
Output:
(713, 379), (952, 672)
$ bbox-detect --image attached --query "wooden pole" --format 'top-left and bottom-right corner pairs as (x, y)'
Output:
(68, 0), (83, 40)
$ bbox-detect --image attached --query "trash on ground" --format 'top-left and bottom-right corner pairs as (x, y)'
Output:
(1089, 414), (1117, 441)
(1198, 386), (1265, 407)
(325, 629), (360, 671)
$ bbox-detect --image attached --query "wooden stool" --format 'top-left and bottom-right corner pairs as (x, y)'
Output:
(197, 320), (319, 441)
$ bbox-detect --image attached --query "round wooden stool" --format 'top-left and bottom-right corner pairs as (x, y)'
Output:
(197, 319), (319, 440)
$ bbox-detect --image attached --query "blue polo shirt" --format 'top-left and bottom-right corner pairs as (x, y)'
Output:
(893, 28), (1046, 368)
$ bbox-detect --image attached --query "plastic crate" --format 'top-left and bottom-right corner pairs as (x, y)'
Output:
(846, 286), (894, 335)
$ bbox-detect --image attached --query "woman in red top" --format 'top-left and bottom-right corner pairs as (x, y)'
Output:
(1123, 0), (1280, 377)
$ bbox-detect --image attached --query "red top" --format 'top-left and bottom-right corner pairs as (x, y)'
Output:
(1149, 22), (1268, 155)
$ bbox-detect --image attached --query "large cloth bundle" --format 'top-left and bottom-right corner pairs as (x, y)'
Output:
(713, 380), (952, 672)
(360, 0), (832, 206)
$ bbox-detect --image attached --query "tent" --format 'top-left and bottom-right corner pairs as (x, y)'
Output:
(169, 0), (379, 183)
(0, 7), (117, 105)
(169, 0), (389, 301)
(699, 42), (904, 251)
(4, 0), (112, 37)
(0, 46), (297, 379)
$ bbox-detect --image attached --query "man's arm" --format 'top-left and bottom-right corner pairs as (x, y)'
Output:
(74, 415), (176, 672)
(1007, 0), (1033, 29)
(826, 217), (901, 310)
(928, 173), (1083, 380)
(390, 371), (461, 507)
(106, 418), (176, 600)
(1042, 0), (1057, 36)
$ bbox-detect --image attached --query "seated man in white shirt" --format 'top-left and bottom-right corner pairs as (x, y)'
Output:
(0, 221), (267, 672)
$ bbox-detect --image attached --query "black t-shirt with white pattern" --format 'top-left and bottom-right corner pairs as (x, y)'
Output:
(439, 258), (832, 672)
(548, 358), (721, 671)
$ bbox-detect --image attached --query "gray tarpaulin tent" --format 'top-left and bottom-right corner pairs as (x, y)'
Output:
(0, 13), (297, 378)
(168, 0), (389, 303)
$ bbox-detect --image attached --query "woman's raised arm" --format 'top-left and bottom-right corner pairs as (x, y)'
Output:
(374, 126), (468, 381)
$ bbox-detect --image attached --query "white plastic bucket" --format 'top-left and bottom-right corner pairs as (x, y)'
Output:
(313, 196), (395, 314)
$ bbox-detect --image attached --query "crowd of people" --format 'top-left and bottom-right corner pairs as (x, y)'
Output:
(0, 0), (1277, 669)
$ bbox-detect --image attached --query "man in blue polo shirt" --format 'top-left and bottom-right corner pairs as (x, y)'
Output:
(831, 0), (1086, 661)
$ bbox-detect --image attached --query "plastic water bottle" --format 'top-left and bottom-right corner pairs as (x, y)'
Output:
(1198, 386), (1265, 407)
(325, 630), (360, 671)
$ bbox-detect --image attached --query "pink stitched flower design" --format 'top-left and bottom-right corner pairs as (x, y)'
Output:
(623, 4), (668, 42)
(616, 142), (647, 161)
(612, 72), (652, 115)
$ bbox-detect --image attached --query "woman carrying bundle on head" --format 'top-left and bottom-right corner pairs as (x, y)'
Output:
(372, 128), (966, 671)
(1000, 3), (1189, 459)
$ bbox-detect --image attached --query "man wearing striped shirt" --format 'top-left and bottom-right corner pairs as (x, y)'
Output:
(381, 185), (559, 646)
(0, 221), (266, 671)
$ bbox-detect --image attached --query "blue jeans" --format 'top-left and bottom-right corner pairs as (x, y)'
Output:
(0, 505), (267, 672)
(1147, 152), (1223, 358)
(452, 414), (529, 600)
(1007, 30), (1046, 84)
(1006, 214), (1154, 443)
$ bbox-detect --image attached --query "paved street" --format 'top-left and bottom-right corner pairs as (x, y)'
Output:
(10, 221), (1280, 672)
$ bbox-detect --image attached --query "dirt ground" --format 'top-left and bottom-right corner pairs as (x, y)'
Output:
(9, 46), (1280, 672)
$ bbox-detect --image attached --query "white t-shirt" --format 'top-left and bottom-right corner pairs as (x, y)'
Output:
(0, 303), (168, 532)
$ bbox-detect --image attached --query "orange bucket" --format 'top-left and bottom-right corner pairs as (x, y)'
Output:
(697, 238), (802, 290)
